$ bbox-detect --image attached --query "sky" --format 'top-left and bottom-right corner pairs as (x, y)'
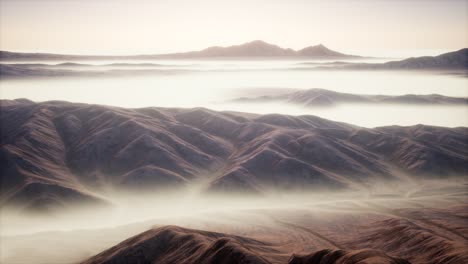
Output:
(0, 0), (467, 56)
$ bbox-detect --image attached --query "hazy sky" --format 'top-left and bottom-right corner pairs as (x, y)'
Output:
(0, 0), (467, 56)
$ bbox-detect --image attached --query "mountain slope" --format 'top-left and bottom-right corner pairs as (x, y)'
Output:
(166, 40), (297, 58)
(346, 48), (468, 70)
(166, 41), (358, 58)
(82, 225), (412, 264)
(82, 226), (279, 264)
(1, 100), (467, 208)
(297, 44), (355, 58)
(381, 48), (468, 69)
(233, 88), (468, 107)
(289, 249), (410, 264)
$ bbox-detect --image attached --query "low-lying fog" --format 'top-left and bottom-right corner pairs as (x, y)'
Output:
(1, 179), (466, 264)
(1, 59), (467, 127)
(1, 178), (465, 236)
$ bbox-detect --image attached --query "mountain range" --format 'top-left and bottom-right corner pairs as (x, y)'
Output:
(344, 48), (468, 70)
(0, 47), (466, 80)
(233, 88), (468, 107)
(158, 41), (359, 59)
(0, 40), (359, 61)
(82, 225), (411, 264)
(1, 100), (467, 209)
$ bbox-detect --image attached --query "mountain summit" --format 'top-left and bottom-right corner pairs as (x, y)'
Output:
(163, 40), (359, 58)
(187, 40), (296, 57)
(298, 44), (351, 57)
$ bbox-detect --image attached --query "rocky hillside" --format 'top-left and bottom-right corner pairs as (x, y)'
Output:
(82, 225), (411, 264)
(1, 100), (467, 208)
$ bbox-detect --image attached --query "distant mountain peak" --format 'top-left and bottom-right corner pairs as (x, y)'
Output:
(0, 41), (362, 60)
(183, 40), (359, 58)
(297, 44), (353, 57)
(236, 40), (284, 49)
(191, 40), (296, 57)
(246, 40), (270, 45)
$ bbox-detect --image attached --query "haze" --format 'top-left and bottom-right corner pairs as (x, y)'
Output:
(1, 178), (466, 264)
(1, 1), (468, 263)
(1, 60), (467, 127)
(1, 0), (467, 56)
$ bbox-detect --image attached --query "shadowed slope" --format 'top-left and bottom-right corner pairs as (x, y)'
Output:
(345, 218), (468, 264)
(289, 249), (410, 264)
(345, 49), (468, 70)
(82, 225), (414, 264)
(1, 100), (467, 208)
(82, 226), (279, 264)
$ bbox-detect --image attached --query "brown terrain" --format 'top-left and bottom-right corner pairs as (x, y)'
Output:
(1, 99), (467, 209)
(2, 193), (466, 264)
(1, 99), (467, 264)
(79, 194), (467, 264)
(82, 225), (411, 264)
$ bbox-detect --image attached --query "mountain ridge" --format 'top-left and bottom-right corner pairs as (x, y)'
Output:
(1, 100), (467, 209)
(343, 48), (468, 70)
(233, 88), (468, 107)
(82, 225), (412, 264)
(0, 40), (360, 61)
